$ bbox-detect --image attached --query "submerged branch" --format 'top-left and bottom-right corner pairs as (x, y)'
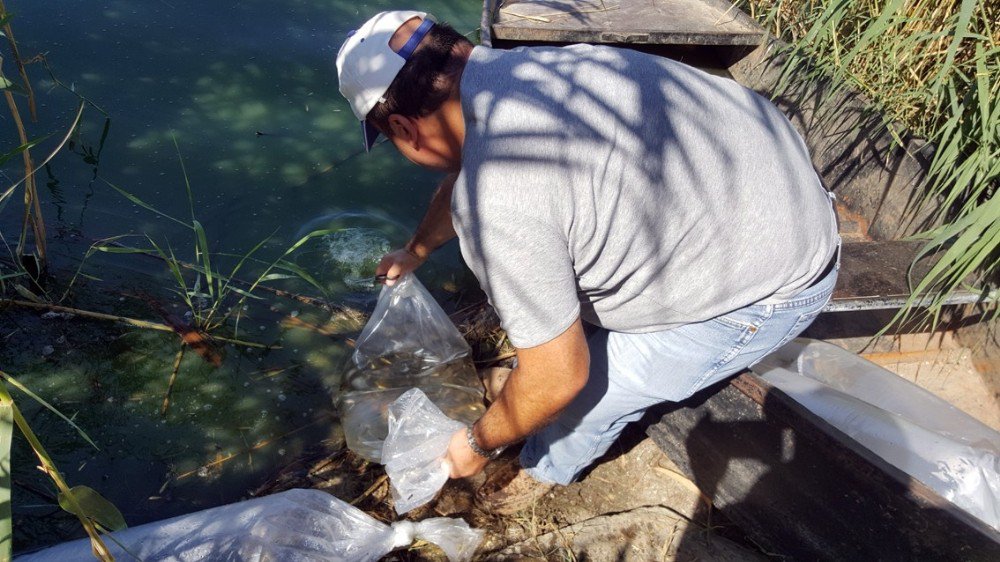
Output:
(3, 299), (276, 349)
(160, 345), (186, 416)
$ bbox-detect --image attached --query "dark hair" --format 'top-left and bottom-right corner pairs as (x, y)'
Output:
(366, 22), (472, 132)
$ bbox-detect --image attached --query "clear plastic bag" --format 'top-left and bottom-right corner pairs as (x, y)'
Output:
(751, 338), (1000, 531)
(17, 488), (484, 562)
(383, 388), (467, 514)
(353, 273), (470, 370)
(338, 274), (484, 461)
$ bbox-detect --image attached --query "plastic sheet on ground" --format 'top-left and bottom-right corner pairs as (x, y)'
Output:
(383, 388), (467, 514)
(338, 273), (484, 461)
(751, 338), (1000, 531)
(16, 488), (483, 562)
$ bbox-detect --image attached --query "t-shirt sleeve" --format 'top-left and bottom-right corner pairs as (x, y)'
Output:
(454, 205), (580, 348)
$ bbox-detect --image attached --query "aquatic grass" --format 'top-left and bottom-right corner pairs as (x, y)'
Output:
(0, 370), (118, 561)
(0, 98), (85, 294)
(0, 386), (11, 558)
(81, 138), (353, 360)
(741, 0), (999, 327)
(98, 178), (337, 337)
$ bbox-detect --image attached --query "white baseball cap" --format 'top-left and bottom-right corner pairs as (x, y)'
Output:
(336, 10), (436, 151)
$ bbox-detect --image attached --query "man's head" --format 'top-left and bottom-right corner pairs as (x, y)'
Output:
(336, 11), (472, 171)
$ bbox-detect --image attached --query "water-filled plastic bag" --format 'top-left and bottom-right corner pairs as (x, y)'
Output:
(17, 488), (483, 561)
(338, 273), (484, 461)
(382, 388), (467, 514)
(751, 338), (1000, 531)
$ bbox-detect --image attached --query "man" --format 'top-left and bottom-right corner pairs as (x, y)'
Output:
(335, 10), (839, 514)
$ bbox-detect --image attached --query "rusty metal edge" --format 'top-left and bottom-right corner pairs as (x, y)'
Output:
(824, 291), (994, 312)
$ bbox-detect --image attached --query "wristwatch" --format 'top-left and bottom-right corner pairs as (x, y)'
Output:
(466, 425), (504, 460)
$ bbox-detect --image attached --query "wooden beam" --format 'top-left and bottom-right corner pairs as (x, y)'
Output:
(488, 0), (765, 46)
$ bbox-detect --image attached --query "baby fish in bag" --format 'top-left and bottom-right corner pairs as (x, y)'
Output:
(338, 273), (484, 461)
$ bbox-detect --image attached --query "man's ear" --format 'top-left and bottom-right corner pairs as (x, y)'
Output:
(387, 114), (421, 150)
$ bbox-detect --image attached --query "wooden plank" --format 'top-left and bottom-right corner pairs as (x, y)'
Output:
(647, 373), (1000, 560)
(827, 241), (990, 312)
(489, 0), (765, 46)
(835, 241), (929, 301)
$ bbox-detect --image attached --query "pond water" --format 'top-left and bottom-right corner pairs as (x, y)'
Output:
(0, 0), (481, 552)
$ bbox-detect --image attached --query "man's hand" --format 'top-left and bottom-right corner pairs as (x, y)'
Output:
(442, 319), (590, 482)
(375, 247), (425, 286)
(444, 427), (490, 478)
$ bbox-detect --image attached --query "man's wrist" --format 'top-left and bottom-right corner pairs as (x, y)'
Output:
(466, 424), (504, 460)
(404, 241), (428, 261)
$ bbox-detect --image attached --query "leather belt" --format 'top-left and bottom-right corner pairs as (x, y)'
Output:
(808, 253), (838, 288)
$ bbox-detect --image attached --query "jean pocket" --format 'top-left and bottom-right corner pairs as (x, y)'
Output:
(752, 308), (824, 366)
(707, 309), (769, 371)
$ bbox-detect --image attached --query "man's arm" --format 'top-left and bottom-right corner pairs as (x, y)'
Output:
(445, 318), (590, 477)
(375, 172), (459, 284)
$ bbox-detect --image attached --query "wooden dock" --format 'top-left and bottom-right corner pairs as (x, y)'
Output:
(485, 0), (764, 46)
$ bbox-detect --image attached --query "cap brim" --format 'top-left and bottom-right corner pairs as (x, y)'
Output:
(362, 120), (380, 152)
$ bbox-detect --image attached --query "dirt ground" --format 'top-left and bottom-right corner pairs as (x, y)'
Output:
(253, 432), (766, 562)
(860, 332), (1000, 431)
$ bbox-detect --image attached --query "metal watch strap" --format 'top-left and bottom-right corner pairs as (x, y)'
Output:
(466, 425), (503, 460)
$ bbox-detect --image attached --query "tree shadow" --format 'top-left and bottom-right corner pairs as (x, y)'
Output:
(729, 44), (937, 241)
(455, 36), (835, 342)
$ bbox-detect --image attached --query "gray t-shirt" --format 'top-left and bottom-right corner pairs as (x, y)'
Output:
(452, 44), (838, 348)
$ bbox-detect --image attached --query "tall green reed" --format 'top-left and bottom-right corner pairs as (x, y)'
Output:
(0, 371), (120, 561)
(742, 0), (999, 327)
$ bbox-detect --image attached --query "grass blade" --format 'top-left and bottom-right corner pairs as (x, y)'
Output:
(192, 220), (214, 299)
(102, 178), (190, 229)
(0, 379), (114, 560)
(0, 371), (98, 449)
(171, 135), (196, 224)
(0, 386), (12, 561)
(0, 133), (50, 168)
(58, 485), (127, 532)
(0, 100), (84, 211)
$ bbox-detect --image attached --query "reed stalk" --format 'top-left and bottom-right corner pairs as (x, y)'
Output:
(0, 373), (114, 561)
(0, 1), (45, 274)
(160, 346), (187, 416)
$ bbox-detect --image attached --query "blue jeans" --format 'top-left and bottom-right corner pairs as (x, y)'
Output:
(521, 260), (839, 485)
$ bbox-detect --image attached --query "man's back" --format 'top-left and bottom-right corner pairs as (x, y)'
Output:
(453, 44), (838, 348)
